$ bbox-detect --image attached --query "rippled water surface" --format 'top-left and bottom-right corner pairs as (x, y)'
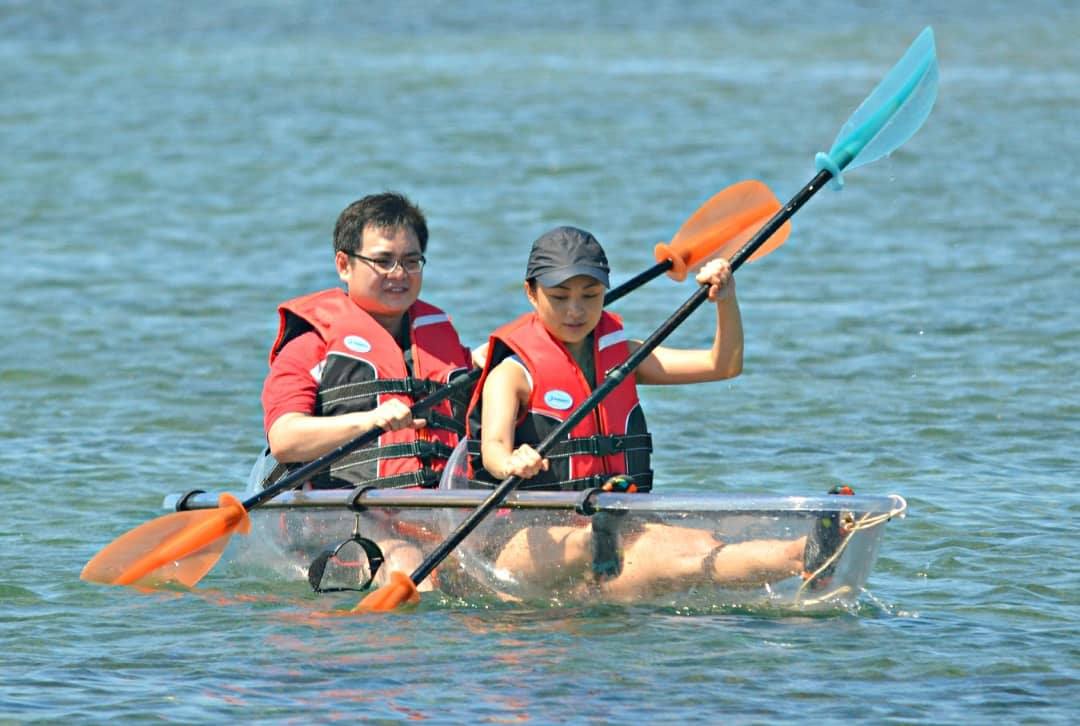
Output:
(3, 1), (1078, 722)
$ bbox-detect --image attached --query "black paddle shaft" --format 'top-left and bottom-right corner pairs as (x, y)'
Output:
(409, 168), (834, 585)
(604, 260), (673, 305)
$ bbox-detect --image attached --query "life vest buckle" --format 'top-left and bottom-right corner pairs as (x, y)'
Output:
(407, 378), (438, 399)
(592, 435), (625, 456)
(412, 440), (440, 462)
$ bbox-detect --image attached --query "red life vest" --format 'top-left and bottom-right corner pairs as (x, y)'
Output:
(467, 311), (653, 491)
(272, 288), (473, 489)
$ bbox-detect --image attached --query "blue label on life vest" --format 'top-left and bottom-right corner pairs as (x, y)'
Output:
(544, 389), (574, 410)
(344, 335), (372, 353)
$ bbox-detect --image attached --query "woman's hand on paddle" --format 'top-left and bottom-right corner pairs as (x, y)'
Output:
(630, 256), (744, 385)
(502, 444), (549, 480)
(368, 399), (426, 432)
(697, 258), (735, 302)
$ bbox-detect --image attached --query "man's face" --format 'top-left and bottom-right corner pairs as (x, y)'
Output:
(336, 224), (424, 328)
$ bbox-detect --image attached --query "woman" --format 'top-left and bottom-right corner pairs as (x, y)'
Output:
(466, 226), (807, 601)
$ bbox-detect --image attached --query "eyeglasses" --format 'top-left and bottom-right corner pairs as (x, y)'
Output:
(347, 252), (426, 275)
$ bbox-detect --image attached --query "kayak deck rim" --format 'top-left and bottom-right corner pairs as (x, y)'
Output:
(164, 488), (908, 518)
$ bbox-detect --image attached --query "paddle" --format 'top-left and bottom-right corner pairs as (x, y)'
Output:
(607, 180), (786, 304)
(356, 26), (939, 612)
(79, 380), (475, 587)
(80, 180), (791, 589)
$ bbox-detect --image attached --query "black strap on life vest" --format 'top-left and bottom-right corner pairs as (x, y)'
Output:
(321, 378), (440, 399)
(319, 378), (441, 403)
(297, 465), (445, 490)
(262, 451), (449, 492)
(333, 440), (456, 468)
(463, 439), (653, 492)
(544, 433), (653, 459)
(541, 472), (654, 492)
(319, 378), (464, 436)
(327, 439), (456, 489)
(464, 466), (653, 494)
(425, 411), (465, 437)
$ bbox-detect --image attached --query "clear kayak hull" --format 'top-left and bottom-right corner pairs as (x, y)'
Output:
(164, 488), (906, 610)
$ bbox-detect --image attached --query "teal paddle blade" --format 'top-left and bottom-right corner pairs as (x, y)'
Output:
(815, 27), (939, 188)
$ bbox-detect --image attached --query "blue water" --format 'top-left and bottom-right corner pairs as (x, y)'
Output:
(3, 1), (1078, 722)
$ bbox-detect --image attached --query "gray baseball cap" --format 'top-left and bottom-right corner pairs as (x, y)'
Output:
(525, 226), (610, 288)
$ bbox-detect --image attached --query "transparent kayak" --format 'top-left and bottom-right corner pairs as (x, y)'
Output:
(163, 487), (906, 611)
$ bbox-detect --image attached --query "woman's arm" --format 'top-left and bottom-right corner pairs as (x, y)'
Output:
(633, 258), (744, 385)
(479, 360), (549, 480)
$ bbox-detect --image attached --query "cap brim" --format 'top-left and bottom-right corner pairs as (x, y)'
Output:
(534, 265), (610, 288)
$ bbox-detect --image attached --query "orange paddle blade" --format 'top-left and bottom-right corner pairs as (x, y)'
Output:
(654, 179), (792, 281)
(352, 570), (420, 612)
(81, 493), (250, 588)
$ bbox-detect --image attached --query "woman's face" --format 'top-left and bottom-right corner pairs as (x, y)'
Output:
(526, 274), (606, 348)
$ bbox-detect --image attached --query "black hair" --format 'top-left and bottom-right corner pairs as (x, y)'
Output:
(332, 191), (429, 254)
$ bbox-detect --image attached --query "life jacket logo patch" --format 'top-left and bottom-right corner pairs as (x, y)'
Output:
(343, 335), (372, 353)
(544, 389), (574, 410)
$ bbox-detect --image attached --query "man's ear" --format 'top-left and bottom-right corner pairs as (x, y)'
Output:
(335, 251), (351, 282)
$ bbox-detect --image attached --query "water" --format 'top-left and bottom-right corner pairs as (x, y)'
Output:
(3, 1), (1078, 722)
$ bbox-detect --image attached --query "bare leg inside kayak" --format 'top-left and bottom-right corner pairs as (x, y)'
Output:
(487, 522), (804, 600)
(492, 525), (591, 584)
(376, 538), (435, 592)
(599, 525), (806, 601)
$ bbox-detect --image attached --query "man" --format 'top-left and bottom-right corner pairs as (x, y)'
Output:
(253, 192), (483, 592)
(261, 192), (481, 490)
